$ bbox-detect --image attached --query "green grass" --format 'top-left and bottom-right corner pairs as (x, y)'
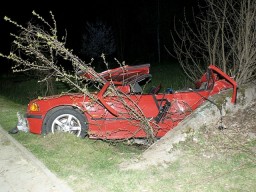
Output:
(145, 62), (192, 92)
(0, 75), (41, 104)
(0, 63), (255, 192)
(0, 95), (26, 128)
(151, 62), (187, 87)
(0, 99), (255, 192)
(0, 74), (70, 104)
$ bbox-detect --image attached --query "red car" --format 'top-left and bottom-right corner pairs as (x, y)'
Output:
(23, 64), (237, 140)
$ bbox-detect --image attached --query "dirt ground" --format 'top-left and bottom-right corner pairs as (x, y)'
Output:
(120, 82), (256, 170)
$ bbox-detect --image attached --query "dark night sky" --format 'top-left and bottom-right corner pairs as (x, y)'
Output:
(0, 0), (199, 73)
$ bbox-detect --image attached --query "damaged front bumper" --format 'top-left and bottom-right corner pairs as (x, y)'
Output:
(9, 112), (29, 134)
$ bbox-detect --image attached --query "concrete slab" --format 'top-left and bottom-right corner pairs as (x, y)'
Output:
(0, 126), (73, 192)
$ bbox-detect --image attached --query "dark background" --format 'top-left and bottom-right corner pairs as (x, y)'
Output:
(0, 0), (199, 74)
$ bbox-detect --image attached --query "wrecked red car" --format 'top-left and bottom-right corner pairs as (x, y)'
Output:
(23, 64), (237, 140)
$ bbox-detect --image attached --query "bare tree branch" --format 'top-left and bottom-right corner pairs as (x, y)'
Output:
(169, 0), (256, 85)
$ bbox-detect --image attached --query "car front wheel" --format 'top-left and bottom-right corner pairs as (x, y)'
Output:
(45, 108), (88, 138)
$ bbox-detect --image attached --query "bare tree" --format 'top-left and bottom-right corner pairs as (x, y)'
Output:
(168, 0), (256, 85)
(0, 11), (156, 144)
(156, 0), (161, 64)
(81, 21), (116, 57)
(81, 21), (116, 71)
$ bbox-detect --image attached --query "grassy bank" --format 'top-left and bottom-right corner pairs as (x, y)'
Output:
(0, 96), (255, 192)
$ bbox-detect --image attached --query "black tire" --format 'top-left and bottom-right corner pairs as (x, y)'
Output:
(45, 108), (88, 138)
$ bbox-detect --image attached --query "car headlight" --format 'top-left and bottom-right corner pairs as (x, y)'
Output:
(29, 102), (40, 112)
